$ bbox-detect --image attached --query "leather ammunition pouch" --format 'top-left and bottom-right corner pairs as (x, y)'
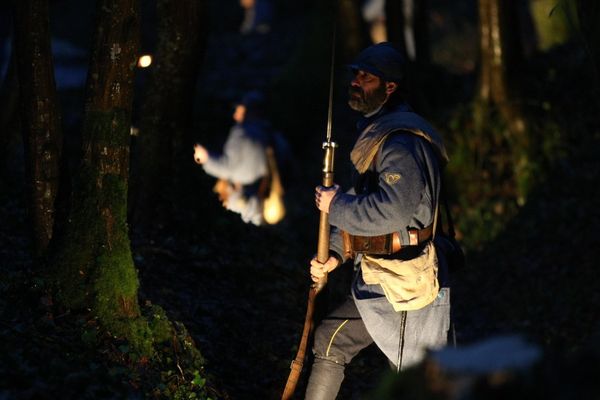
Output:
(341, 224), (433, 259)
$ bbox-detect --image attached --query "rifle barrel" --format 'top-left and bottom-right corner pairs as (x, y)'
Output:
(325, 10), (336, 142)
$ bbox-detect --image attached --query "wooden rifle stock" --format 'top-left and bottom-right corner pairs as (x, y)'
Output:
(281, 286), (317, 400)
(314, 141), (336, 290)
(281, 142), (336, 400)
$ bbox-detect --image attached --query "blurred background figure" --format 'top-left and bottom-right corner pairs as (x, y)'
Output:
(194, 90), (286, 226)
(239, 0), (273, 35)
(362, 0), (387, 44)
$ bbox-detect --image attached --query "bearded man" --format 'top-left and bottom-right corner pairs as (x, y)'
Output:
(305, 42), (451, 399)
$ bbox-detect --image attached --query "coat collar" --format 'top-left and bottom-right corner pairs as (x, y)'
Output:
(350, 104), (448, 173)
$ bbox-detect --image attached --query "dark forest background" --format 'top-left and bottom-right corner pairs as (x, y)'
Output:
(1, 0), (599, 399)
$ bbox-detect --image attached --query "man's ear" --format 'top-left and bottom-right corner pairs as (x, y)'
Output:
(385, 81), (398, 95)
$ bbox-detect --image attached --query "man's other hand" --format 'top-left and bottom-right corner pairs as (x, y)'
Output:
(310, 256), (339, 283)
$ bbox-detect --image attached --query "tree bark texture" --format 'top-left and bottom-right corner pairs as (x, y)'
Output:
(50, 0), (150, 352)
(131, 0), (207, 225)
(14, 0), (63, 258)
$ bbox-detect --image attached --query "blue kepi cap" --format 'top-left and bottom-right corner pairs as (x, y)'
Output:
(348, 42), (405, 83)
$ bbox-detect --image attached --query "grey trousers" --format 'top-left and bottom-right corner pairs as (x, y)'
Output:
(304, 288), (450, 399)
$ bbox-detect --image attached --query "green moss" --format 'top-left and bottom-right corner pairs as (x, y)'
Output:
(147, 304), (173, 344)
(90, 170), (151, 352)
(52, 167), (134, 310)
(52, 166), (102, 308)
(49, 108), (194, 358)
(51, 108), (152, 354)
(110, 316), (155, 357)
(92, 247), (139, 317)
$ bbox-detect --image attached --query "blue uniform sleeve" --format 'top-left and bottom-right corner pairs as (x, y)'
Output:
(203, 126), (267, 184)
(202, 127), (244, 180)
(328, 135), (428, 238)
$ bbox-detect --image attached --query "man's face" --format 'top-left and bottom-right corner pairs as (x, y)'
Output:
(348, 70), (389, 114)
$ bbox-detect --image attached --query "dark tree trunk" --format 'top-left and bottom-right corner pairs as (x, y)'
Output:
(337, 0), (365, 63)
(413, 0), (430, 66)
(385, 0), (430, 65)
(130, 0), (207, 226)
(14, 0), (63, 258)
(576, 0), (600, 92)
(385, 0), (404, 50)
(0, 45), (21, 183)
(50, 0), (151, 353)
(384, 0), (431, 115)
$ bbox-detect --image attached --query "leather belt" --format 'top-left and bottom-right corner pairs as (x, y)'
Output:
(341, 224), (433, 259)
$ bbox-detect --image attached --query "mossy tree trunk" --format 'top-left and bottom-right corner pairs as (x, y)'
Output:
(14, 0), (63, 258)
(50, 0), (153, 353)
(130, 0), (207, 226)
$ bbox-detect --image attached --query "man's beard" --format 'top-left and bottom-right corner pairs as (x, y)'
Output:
(348, 83), (388, 114)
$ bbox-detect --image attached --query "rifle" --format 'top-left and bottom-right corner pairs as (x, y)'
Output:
(280, 12), (337, 400)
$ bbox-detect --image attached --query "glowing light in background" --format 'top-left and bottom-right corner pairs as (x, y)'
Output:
(263, 190), (285, 224)
(137, 55), (152, 68)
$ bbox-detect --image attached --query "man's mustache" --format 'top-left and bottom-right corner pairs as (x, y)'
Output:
(348, 86), (364, 100)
